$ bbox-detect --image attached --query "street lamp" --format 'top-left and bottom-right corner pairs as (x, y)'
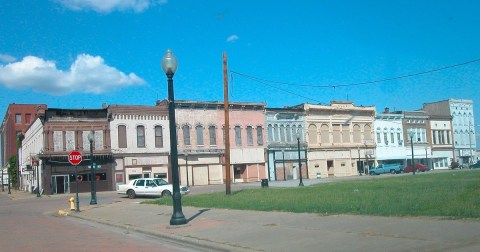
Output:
(185, 152), (189, 187)
(408, 129), (416, 175)
(1, 166), (4, 192)
(162, 49), (187, 226)
(7, 163), (11, 194)
(296, 129), (304, 186)
(35, 156), (41, 197)
(88, 131), (97, 205)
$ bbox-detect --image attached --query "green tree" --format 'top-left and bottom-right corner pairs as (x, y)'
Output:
(8, 155), (18, 188)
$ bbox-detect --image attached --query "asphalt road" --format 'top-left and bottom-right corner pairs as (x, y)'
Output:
(0, 191), (210, 252)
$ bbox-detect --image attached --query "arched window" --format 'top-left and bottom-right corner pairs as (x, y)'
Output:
(321, 124), (329, 143)
(246, 126), (253, 145)
(353, 124), (361, 143)
(256, 126), (263, 145)
(182, 125), (191, 146)
(196, 125), (204, 146)
(286, 125), (292, 142)
(209, 125), (216, 146)
(268, 124), (273, 142)
(364, 125), (372, 140)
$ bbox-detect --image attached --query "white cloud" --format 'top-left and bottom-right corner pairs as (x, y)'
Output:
(0, 54), (145, 95)
(57, 0), (167, 13)
(0, 54), (17, 63)
(226, 34), (239, 43)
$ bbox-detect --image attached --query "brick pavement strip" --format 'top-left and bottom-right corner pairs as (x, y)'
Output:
(67, 200), (480, 252)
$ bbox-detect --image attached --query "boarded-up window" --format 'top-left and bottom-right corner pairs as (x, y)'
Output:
(353, 124), (361, 143)
(196, 125), (204, 146)
(65, 131), (75, 151)
(308, 124), (317, 144)
(95, 130), (103, 150)
(209, 126), (216, 146)
(342, 125), (350, 143)
(333, 124), (341, 143)
(155, 126), (163, 148)
(137, 126), (145, 148)
(256, 126), (263, 145)
(321, 124), (329, 143)
(118, 125), (127, 148)
(53, 131), (63, 151)
(246, 126), (253, 145)
(364, 125), (372, 140)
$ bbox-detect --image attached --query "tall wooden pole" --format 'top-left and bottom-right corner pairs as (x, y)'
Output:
(223, 52), (231, 195)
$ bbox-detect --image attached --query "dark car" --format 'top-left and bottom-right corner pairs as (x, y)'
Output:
(404, 164), (428, 173)
(470, 161), (480, 169)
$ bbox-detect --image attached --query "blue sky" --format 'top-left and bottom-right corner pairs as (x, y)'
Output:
(1, 0), (479, 146)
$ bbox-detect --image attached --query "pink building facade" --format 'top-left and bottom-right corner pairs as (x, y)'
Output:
(171, 100), (267, 185)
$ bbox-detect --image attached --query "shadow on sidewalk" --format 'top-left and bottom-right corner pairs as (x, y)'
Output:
(187, 208), (210, 223)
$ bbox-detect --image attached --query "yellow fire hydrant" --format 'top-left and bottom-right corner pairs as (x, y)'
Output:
(69, 197), (75, 211)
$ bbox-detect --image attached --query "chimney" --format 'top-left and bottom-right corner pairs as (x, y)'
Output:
(384, 107), (390, 113)
(102, 102), (107, 109)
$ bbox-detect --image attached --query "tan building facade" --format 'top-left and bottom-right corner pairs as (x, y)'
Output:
(300, 101), (376, 177)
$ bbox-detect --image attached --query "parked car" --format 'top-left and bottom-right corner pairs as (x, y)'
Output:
(404, 164), (428, 173)
(469, 161), (480, 169)
(450, 161), (460, 169)
(117, 178), (189, 199)
(369, 163), (403, 175)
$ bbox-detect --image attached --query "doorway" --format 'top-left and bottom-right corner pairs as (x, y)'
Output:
(327, 160), (335, 177)
(51, 175), (69, 194)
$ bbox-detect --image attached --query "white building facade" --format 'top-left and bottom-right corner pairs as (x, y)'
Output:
(374, 110), (405, 166)
(108, 104), (171, 188)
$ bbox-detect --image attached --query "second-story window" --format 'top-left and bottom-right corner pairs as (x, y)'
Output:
(256, 126), (263, 146)
(235, 126), (242, 146)
(118, 125), (127, 148)
(137, 126), (145, 148)
(155, 126), (163, 148)
(376, 132), (381, 143)
(246, 126), (253, 145)
(25, 113), (31, 124)
(384, 132), (388, 145)
(183, 125), (191, 146)
(209, 125), (216, 146)
(196, 125), (204, 146)
(15, 113), (21, 124)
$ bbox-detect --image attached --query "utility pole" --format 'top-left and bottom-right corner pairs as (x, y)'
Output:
(223, 52), (231, 195)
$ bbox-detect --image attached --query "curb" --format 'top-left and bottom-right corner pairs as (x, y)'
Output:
(68, 209), (241, 252)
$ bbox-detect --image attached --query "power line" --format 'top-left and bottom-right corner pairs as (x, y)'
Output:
(231, 58), (480, 88)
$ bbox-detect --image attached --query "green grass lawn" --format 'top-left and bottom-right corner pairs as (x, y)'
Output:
(146, 170), (480, 219)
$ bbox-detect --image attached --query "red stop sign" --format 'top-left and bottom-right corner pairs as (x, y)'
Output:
(68, 151), (83, 165)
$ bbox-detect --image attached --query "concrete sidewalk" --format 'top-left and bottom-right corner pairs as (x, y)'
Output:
(70, 200), (480, 252)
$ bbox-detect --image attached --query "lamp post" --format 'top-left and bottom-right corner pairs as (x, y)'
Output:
(88, 131), (97, 205)
(185, 152), (189, 187)
(7, 163), (11, 194)
(162, 49), (187, 225)
(282, 150), (286, 181)
(1, 167), (4, 192)
(408, 129), (416, 175)
(296, 130), (304, 186)
(35, 157), (41, 197)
